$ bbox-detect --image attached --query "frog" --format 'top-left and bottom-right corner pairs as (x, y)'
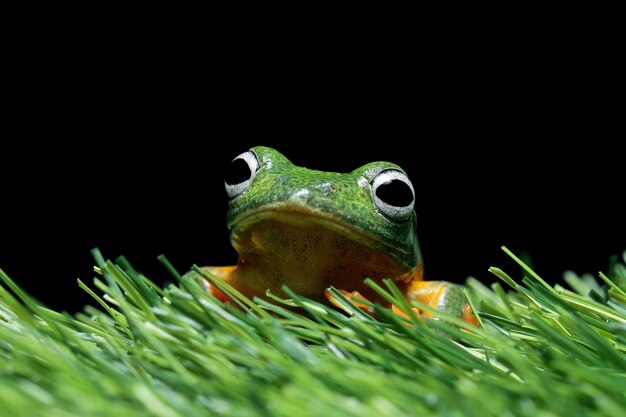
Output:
(195, 146), (476, 324)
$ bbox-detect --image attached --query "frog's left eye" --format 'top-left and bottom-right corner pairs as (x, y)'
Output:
(371, 169), (415, 222)
(225, 150), (260, 199)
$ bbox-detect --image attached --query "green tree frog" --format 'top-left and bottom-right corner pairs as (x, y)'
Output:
(198, 146), (476, 323)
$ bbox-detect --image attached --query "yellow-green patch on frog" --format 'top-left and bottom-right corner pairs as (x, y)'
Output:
(193, 146), (476, 324)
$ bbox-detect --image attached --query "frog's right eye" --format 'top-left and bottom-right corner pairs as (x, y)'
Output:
(371, 169), (415, 222)
(225, 150), (260, 199)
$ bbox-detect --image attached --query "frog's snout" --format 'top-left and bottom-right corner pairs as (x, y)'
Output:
(290, 188), (312, 202)
(285, 182), (337, 203)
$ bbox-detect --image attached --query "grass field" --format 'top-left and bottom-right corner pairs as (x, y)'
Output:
(1, 247), (625, 417)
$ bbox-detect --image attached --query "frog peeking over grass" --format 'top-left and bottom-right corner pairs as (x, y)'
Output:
(192, 146), (476, 324)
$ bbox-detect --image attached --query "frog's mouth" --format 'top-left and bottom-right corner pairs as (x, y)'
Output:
(230, 203), (407, 261)
(227, 203), (418, 301)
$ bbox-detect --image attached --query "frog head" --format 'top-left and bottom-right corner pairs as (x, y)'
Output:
(222, 146), (422, 300)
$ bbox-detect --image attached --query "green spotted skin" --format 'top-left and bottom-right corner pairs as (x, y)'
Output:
(226, 146), (422, 272)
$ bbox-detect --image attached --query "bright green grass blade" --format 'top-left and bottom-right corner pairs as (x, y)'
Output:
(2, 248), (626, 416)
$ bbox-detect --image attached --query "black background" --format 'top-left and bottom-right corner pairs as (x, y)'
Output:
(1, 27), (622, 313)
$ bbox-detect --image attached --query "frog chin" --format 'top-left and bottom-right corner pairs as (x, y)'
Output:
(226, 203), (416, 302)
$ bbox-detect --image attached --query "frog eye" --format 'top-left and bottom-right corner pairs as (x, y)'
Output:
(224, 150), (260, 199)
(371, 169), (415, 222)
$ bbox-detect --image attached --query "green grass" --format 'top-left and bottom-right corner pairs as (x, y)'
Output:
(1, 247), (626, 417)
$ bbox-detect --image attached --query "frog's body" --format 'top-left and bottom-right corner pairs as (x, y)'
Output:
(198, 146), (475, 323)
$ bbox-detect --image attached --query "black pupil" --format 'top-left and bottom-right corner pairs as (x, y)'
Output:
(225, 158), (252, 185)
(376, 179), (413, 207)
